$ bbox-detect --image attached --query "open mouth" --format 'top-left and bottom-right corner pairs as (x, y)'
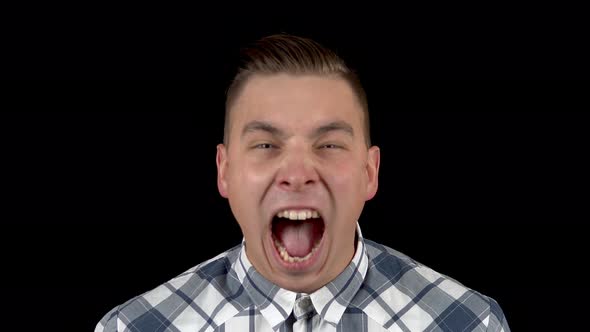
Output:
(271, 209), (325, 264)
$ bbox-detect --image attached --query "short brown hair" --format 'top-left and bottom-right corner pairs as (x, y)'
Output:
(224, 34), (371, 147)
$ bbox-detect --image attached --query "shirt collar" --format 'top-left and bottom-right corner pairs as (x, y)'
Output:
(232, 223), (369, 330)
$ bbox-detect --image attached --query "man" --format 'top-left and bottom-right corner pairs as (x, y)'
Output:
(96, 34), (510, 331)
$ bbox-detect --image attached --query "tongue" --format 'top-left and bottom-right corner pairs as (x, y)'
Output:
(274, 219), (323, 257)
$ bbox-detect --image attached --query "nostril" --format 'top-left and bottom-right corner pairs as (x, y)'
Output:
(279, 179), (315, 191)
(277, 167), (319, 190)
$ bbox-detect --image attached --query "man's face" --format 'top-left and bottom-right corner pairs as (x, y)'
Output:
(216, 74), (380, 293)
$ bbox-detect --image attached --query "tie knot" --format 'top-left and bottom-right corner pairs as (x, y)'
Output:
(293, 294), (315, 320)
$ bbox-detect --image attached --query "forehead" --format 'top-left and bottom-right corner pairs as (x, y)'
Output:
(229, 74), (364, 134)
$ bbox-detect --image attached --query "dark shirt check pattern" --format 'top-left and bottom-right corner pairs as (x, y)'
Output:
(96, 226), (510, 331)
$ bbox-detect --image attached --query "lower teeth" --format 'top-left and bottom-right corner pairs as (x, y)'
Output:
(274, 239), (320, 263)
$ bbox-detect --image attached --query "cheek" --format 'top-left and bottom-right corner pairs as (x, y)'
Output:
(227, 159), (275, 216)
(229, 157), (273, 186)
(327, 160), (366, 190)
(231, 161), (274, 192)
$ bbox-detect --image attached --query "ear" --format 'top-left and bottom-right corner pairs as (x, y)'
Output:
(216, 144), (229, 198)
(365, 146), (380, 201)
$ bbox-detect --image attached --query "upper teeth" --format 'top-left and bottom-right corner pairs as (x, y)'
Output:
(277, 209), (320, 220)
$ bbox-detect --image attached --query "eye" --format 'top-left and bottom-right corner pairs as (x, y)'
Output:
(320, 144), (340, 149)
(254, 143), (275, 149)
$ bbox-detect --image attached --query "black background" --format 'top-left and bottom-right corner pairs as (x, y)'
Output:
(2, 4), (589, 332)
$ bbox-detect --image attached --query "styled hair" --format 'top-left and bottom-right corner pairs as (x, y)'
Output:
(224, 34), (371, 147)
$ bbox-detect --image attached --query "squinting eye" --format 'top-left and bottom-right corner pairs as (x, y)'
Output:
(255, 143), (274, 149)
(321, 144), (339, 149)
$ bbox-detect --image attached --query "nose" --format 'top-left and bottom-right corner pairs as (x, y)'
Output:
(275, 148), (319, 192)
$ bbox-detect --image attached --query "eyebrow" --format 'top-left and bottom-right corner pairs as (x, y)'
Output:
(242, 120), (287, 139)
(241, 120), (354, 140)
(312, 121), (354, 139)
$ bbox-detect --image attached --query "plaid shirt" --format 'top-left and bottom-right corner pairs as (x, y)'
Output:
(96, 225), (510, 332)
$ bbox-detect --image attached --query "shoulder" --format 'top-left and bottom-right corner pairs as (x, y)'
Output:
(95, 245), (245, 332)
(359, 239), (509, 331)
